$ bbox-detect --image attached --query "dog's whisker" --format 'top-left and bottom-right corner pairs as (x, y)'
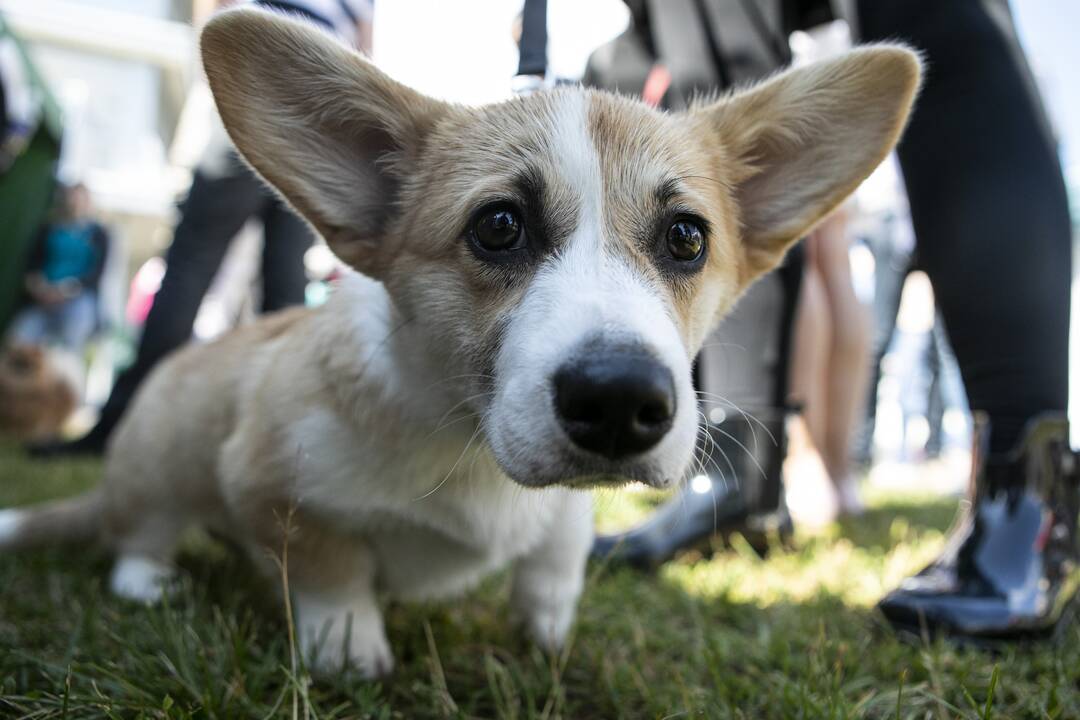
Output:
(424, 412), (485, 441)
(709, 425), (768, 483)
(417, 373), (497, 394)
(695, 413), (733, 493)
(689, 418), (737, 536)
(412, 421), (486, 502)
(464, 421), (496, 484)
(699, 412), (737, 489)
(696, 410), (742, 494)
(350, 313), (418, 390)
(704, 447), (735, 493)
(695, 341), (749, 353)
(694, 390), (778, 447)
(426, 392), (496, 439)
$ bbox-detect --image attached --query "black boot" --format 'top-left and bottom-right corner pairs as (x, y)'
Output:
(592, 407), (791, 568)
(25, 425), (109, 459)
(878, 413), (1080, 641)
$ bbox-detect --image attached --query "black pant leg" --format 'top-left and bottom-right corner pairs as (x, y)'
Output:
(858, 0), (1072, 451)
(259, 195), (314, 313)
(93, 163), (265, 440)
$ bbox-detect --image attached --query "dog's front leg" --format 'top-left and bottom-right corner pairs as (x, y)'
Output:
(293, 580), (392, 679)
(266, 510), (393, 678)
(510, 490), (593, 652)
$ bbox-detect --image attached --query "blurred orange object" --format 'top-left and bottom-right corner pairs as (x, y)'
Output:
(0, 344), (76, 441)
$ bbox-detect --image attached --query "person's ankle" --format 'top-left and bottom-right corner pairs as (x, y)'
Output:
(784, 445), (839, 529)
(833, 474), (864, 517)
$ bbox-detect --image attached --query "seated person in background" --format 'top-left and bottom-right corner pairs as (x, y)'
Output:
(9, 183), (108, 352)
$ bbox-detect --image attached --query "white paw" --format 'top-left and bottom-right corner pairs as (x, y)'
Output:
(523, 602), (577, 653)
(110, 555), (175, 603)
(296, 600), (394, 678)
(0, 509), (24, 547)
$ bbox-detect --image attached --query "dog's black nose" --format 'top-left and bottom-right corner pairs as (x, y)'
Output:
(553, 350), (676, 460)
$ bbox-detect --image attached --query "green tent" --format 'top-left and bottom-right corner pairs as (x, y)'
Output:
(0, 12), (63, 334)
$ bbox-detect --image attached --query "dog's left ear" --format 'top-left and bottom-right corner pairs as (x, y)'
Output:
(200, 8), (452, 275)
(693, 45), (921, 281)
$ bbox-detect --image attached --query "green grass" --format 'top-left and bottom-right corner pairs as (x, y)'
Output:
(1, 440), (1078, 719)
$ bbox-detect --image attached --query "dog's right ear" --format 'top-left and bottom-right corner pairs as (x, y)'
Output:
(692, 45), (921, 283)
(201, 9), (451, 275)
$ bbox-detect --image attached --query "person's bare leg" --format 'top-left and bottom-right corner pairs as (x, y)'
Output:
(813, 213), (871, 514)
(785, 250), (838, 527)
(789, 245), (830, 451)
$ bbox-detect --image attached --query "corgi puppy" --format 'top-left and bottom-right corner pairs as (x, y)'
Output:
(0, 9), (920, 677)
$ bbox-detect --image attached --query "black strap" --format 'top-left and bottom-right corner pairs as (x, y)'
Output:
(336, 0), (360, 24)
(254, 0), (334, 30)
(690, 0), (731, 89)
(772, 244), (804, 409)
(516, 0), (548, 77)
(739, 0), (792, 66)
(0, 74), (7, 131)
(692, 0), (793, 90)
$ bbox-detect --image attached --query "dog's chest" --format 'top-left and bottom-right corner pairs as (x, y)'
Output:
(366, 494), (556, 599)
(289, 409), (563, 597)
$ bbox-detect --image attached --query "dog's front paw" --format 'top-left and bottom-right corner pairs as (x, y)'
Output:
(522, 602), (576, 653)
(511, 570), (583, 653)
(295, 598), (394, 678)
(109, 555), (176, 604)
(306, 624), (394, 679)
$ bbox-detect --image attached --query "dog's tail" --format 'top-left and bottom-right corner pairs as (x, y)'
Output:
(0, 489), (104, 551)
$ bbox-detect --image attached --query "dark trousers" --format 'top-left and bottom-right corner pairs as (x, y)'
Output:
(93, 159), (313, 442)
(858, 0), (1073, 451)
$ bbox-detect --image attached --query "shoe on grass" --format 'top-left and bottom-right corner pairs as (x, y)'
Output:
(878, 413), (1080, 641)
(26, 425), (107, 459)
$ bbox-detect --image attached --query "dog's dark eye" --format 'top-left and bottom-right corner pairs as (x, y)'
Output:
(472, 205), (524, 253)
(666, 219), (705, 262)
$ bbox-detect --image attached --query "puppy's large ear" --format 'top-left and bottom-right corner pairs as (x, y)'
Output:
(200, 9), (451, 274)
(694, 45), (921, 280)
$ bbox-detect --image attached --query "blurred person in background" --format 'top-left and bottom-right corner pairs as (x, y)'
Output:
(783, 18), (873, 526)
(855, 169), (969, 470)
(860, 0), (1076, 642)
(8, 183), (109, 353)
(568, 0), (1078, 642)
(787, 207), (872, 525)
(31, 0), (373, 458)
(854, 194), (916, 467)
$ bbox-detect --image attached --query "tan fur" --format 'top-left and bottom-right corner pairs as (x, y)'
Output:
(586, 92), (745, 348)
(101, 308), (310, 556)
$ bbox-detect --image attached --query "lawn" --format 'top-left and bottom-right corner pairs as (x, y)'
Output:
(1, 440), (1077, 719)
